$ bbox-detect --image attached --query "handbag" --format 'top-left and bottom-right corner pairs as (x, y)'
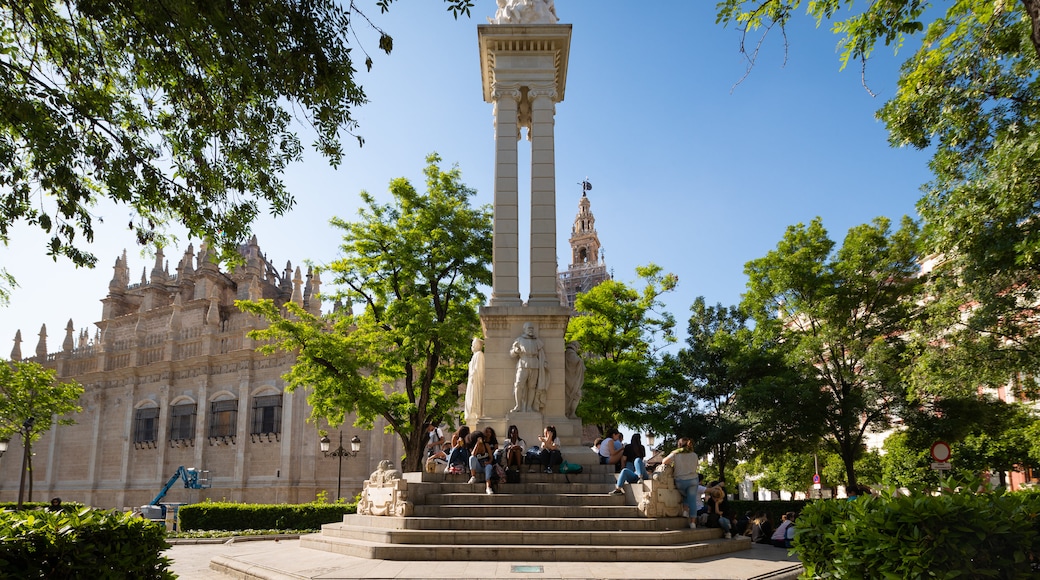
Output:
(493, 463), (506, 481)
(506, 469), (521, 484)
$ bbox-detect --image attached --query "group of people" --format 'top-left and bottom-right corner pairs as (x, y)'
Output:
(424, 423), (565, 494)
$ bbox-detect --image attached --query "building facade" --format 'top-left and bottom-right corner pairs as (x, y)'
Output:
(0, 238), (400, 509)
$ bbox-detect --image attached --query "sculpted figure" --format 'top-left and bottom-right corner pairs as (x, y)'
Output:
(511, 322), (549, 413)
(564, 341), (584, 419)
(464, 337), (485, 425)
(488, 0), (558, 25)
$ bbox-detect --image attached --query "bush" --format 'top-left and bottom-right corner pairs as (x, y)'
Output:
(0, 507), (173, 579)
(795, 485), (1040, 579)
(178, 501), (356, 531)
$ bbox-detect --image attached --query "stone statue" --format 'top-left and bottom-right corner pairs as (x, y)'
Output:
(564, 341), (584, 419)
(488, 0), (558, 25)
(510, 322), (549, 413)
(464, 337), (485, 425)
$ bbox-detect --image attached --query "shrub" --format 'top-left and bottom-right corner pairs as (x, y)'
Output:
(178, 501), (356, 531)
(795, 484), (1040, 579)
(0, 507), (173, 579)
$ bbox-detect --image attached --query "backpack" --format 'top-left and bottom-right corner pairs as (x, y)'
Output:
(558, 460), (583, 474)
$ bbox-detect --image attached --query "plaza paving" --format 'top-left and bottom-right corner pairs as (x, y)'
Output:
(165, 536), (803, 580)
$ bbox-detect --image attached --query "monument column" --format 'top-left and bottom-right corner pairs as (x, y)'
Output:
(476, 11), (585, 449)
(490, 85), (522, 307)
(527, 84), (560, 307)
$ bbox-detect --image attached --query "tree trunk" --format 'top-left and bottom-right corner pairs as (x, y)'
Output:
(1023, 0), (1040, 59)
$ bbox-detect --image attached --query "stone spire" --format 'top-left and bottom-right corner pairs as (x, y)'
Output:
(306, 268), (322, 315)
(109, 250), (129, 293)
(177, 244), (195, 277)
(11, 329), (22, 361)
(36, 324), (48, 358)
(291, 266), (304, 306)
(63, 319), (75, 352)
(150, 247), (167, 284)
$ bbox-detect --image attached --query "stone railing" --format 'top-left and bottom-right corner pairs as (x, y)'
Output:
(636, 463), (684, 518)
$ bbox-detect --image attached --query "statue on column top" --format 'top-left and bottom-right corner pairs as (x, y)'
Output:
(488, 0), (558, 25)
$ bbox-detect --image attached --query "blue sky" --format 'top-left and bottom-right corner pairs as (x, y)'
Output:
(0, 1), (932, 355)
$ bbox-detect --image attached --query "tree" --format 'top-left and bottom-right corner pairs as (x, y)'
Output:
(655, 297), (779, 485)
(565, 264), (677, 433)
(0, 360), (83, 507)
(742, 216), (921, 488)
(239, 154), (491, 472)
(0, 0), (473, 293)
(715, 0), (1040, 399)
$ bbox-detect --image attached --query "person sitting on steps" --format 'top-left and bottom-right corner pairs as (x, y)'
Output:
(447, 426), (471, 473)
(467, 430), (496, 494)
(537, 425), (562, 473)
(662, 436), (700, 529)
(598, 428), (624, 472)
(500, 425), (526, 470)
(607, 433), (650, 495)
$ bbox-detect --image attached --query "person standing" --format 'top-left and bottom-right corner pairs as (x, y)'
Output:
(662, 437), (700, 528)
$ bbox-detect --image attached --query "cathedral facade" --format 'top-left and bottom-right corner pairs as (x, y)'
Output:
(0, 238), (400, 509)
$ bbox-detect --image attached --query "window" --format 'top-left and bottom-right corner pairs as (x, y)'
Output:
(208, 399), (238, 444)
(169, 402), (196, 444)
(133, 407), (159, 448)
(250, 394), (282, 441)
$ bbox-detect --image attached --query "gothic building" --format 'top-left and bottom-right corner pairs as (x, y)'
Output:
(0, 237), (400, 509)
(558, 190), (611, 309)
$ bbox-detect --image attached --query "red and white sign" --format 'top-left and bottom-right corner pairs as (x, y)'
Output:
(930, 441), (951, 463)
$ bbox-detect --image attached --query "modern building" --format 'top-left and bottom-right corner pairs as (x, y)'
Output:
(0, 237), (399, 509)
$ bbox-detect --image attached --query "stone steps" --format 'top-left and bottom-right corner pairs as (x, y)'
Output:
(317, 522), (717, 545)
(340, 513), (689, 532)
(302, 470), (751, 562)
(300, 534), (749, 562)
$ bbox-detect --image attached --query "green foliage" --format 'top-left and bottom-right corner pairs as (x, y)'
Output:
(177, 501), (355, 532)
(0, 0), (470, 298)
(239, 154), (491, 472)
(566, 264), (677, 432)
(0, 507), (173, 579)
(656, 297), (786, 484)
(0, 359), (83, 504)
(795, 484), (1040, 579)
(741, 216), (920, 488)
(715, 0), (1040, 402)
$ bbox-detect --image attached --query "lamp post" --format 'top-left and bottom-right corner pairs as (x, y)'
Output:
(320, 432), (361, 502)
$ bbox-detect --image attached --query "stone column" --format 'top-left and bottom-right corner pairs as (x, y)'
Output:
(527, 84), (559, 307)
(490, 85), (522, 307)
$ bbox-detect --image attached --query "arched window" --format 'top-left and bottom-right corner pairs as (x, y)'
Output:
(169, 397), (197, 445)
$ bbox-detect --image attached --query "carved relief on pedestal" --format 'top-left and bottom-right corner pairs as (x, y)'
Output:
(637, 463), (683, 518)
(356, 460), (413, 517)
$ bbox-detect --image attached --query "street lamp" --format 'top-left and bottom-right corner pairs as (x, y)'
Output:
(320, 432), (362, 502)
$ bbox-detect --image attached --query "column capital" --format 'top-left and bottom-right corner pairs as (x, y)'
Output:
(527, 83), (559, 103)
(491, 83), (523, 102)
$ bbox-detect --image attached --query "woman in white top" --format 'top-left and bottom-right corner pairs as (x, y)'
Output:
(662, 437), (699, 528)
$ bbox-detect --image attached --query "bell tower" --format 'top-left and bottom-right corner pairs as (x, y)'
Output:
(559, 187), (610, 309)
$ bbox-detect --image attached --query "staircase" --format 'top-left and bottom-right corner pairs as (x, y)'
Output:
(301, 464), (750, 562)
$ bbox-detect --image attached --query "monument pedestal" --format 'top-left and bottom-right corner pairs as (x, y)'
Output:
(477, 305), (582, 445)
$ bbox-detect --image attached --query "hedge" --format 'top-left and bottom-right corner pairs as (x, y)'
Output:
(0, 507), (173, 580)
(795, 487), (1040, 579)
(178, 501), (356, 531)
